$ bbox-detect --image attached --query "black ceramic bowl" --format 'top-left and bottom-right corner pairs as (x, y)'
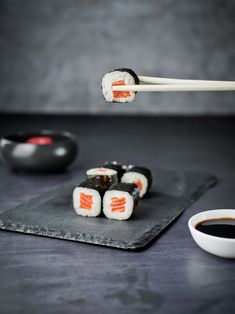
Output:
(0, 130), (78, 172)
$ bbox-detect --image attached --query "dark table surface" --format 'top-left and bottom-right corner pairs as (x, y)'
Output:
(0, 114), (234, 314)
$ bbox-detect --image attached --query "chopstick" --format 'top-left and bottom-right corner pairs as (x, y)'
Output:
(112, 84), (235, 92)
(112, 74), (235, 92)
(138, 76), (235, 86)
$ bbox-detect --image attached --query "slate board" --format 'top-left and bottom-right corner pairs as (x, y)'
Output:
(0, 169), (216, 249)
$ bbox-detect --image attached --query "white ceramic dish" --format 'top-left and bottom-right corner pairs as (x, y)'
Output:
(188, 209), (235, 259)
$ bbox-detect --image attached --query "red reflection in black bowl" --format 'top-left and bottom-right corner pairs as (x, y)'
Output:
(26, 136), (53, 145)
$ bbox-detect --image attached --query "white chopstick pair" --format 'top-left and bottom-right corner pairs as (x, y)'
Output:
(112, 75), (235, 92)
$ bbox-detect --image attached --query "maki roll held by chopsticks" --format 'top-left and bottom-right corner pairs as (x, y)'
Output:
(102, 68), (235, 103)
(102, 68), (139, 103)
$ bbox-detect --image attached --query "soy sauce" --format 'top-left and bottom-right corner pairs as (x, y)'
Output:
(195, 218), (235, 238)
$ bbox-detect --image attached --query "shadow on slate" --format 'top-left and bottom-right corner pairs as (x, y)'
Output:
(0, 169), (216, 249)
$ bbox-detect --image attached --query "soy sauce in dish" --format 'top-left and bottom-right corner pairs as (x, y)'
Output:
(195, 218), (235, 239)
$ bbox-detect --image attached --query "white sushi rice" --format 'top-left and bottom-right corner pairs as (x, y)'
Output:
(102, 70), (136, 103)
(87, 167), (118, 182)
(73, 187), (101, 217)
(103, 190), (134, 220)
(121, 172), (148, 198)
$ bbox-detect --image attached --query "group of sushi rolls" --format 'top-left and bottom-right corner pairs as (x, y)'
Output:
(102, 68), (139, 103)
(73, 161), (152, 221)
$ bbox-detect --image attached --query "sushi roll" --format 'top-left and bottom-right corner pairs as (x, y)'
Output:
(121, 166), (152, 198)
(73, 176), (111, 217)
(102, 68), (139, 103)
(103, 161), (127, 181)
(103, 183), (140, 220)
(86, 167), (118, 184)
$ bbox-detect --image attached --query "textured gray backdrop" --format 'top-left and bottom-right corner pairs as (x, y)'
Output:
(0, 0), (234, 115)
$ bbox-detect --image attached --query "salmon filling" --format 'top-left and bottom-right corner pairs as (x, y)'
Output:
(111, 197), (126, 212)
(112, 80), (131, 99)
(80, 193), (93, 210)
(135, 179), (143, 192)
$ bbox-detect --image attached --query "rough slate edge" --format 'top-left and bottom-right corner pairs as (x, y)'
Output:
(0, 175), (217, 250)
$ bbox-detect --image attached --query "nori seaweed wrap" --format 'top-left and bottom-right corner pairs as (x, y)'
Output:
(79, 176), (112, 197)
(103, 161), (127, 181)
(103, 182), (140, 220)
(121, 166), (153, 197)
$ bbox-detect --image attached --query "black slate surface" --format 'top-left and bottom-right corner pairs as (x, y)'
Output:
(0, 169), (216, 249)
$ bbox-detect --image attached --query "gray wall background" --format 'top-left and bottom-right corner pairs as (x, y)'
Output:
(0, 0), (234, 115)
